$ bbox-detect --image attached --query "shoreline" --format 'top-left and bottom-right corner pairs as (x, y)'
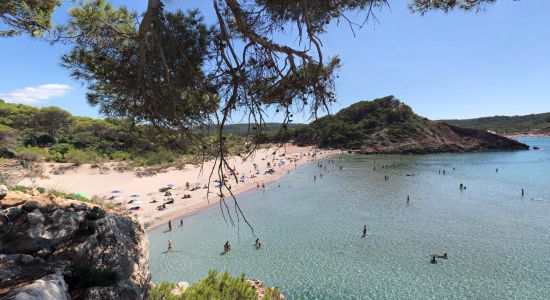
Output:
(16, 145), (338, 232)
(144, 148), (338, 231)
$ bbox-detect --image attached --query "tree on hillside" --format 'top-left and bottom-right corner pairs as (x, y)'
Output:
(0, 0), (60, 37)
(32, 106), (72, 139)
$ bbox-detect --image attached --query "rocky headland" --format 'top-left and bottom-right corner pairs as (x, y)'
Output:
(292, 96), (530, 154)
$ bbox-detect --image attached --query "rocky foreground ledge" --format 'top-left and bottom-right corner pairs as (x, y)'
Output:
(0, 187), (150, 299)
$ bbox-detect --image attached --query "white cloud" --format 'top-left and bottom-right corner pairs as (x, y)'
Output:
(0, 84), (71, 104)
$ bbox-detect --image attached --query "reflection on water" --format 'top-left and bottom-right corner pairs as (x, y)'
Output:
(149, 138), (550, 299)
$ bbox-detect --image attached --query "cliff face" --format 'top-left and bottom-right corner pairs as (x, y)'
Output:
(293, 96), (529, 154)
(0, 189), (150, 299)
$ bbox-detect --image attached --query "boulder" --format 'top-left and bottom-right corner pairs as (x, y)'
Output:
(170, 282), (189, 296)
(0, 184), (7, 200)
(27, 209), (45, 225)
(87, 206), (105, 220)
(21, 200), (40, 212)
(12, 273), (69, 300)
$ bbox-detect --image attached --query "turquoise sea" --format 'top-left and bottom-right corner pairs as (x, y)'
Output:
(148, 137), (550, 299)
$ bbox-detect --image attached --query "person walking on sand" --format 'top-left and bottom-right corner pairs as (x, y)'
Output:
(362, 225), (367, 237)
(168, 220), (172, 232)
(167, 240), (173, 252)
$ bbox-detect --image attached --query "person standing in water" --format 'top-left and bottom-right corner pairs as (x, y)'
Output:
(255, 238), (261, 249)
(362, 225), (367, 237)
(168, 220), (172, 232)
(407, 195), (410, 204)
(224, 241), (231, 253)
(179, 219), (183, 227)
(522, 188), (525, 197)
(167, 240), (173, 252)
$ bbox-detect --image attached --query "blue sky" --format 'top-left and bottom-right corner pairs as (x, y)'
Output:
(0, 0), (549, 122)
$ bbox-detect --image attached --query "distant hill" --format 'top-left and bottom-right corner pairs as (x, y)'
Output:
(292, 96), (528, 154)
(441, 113), (550, 136)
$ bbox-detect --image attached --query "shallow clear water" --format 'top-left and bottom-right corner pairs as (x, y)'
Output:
(148, 138), (550, 300)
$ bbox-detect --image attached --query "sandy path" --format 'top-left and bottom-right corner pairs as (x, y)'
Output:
(18, 145), (337, 230)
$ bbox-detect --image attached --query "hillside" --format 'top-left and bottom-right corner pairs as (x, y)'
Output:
(292, 96), (529, 154)
(0, 100), (247, 166)
(211, 123), (304, 137)
(441, 113), (550, 136)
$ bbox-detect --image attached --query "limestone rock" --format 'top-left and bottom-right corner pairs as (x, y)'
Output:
(0, 191), (150, 299)
(13, 273), (69, 300)
(87, 206), (105, 220)
(170, 281), (189, 296)
(27, 209), (45, 225)
(21, 200), (40, 212)
(0, 184), (7, 200)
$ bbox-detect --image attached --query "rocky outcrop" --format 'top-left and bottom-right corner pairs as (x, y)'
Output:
(356, 122), (529, 154)
(0, 190), (150, 299)
(293, 96), (529, 154)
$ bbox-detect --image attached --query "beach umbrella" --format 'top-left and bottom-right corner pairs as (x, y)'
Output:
(130, 194), (140, 198)
(112, 189), (122, 193)
(167, 184), (175, 188)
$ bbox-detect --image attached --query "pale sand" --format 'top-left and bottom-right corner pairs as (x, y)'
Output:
(17, 145), (337, 231)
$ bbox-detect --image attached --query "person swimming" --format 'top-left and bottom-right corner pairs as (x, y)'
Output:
(430, 255), (437, 264)
(255, 238), (261, 249)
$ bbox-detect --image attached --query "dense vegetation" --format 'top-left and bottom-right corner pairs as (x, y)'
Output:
(290, 95), (427, 148)
(149, 270), (284, 300)
(441, 113), (550, 135)
(215, 123), (304, 137)
(0, 99), (248, 165)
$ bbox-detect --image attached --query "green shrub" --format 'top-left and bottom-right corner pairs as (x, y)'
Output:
(134, 149), (178, 166)
(149, 282), (179, 300)
(65, 149), (106, 165)
(150, 270), (260, 300)
(49, 143), (74, 161)
(16, 146), (48, 162)
(111, 151), (132, 161)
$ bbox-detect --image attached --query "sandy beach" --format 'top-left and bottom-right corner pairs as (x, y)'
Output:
(17, 145), (337, 230)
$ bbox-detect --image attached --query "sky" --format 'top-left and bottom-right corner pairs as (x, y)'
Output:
(0, 0), (549, 123)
